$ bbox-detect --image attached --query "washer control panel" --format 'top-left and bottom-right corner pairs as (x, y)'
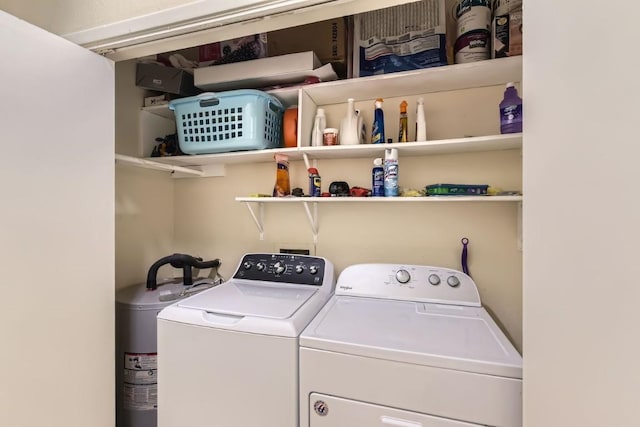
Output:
(233, 253), (327, 286)
(335, 264), (481, 306)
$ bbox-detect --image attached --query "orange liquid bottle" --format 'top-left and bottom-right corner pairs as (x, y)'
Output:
(272, 154), (291, 197)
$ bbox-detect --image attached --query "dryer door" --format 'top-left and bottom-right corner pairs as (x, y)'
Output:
(309, 394), (483, 427)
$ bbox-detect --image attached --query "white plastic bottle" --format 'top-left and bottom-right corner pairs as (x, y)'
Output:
(416, 98), (427, 142)
(383, 148), (399, 197)
(310, 108), (326, 147)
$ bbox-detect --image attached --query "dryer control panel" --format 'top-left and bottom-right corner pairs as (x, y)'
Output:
(233, 253), (328, 287)
(335, 264), (481, 306)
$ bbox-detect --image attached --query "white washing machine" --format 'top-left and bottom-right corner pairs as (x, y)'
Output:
(300, 263), (522, 427)
(157, 253), (335, 427)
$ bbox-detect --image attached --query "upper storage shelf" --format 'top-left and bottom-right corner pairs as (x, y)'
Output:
(302, 56), (522, 105)
(146, 133), (521, 168)
(131, 56), (522, 175)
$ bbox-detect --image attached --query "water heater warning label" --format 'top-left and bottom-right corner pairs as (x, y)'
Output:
(123, 353), (157, 410)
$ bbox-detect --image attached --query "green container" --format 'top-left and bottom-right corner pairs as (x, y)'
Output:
(425, 184), (488, 196)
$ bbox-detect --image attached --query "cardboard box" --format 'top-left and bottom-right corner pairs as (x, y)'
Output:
(143, 94), (169, 107)
(267, 18), (349, 78)
(492, 0), (523, 59)
(135, 62), (198, 96)
(195, 51), (321, 92)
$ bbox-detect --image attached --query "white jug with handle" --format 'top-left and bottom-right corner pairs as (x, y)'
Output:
(340, 98), (363, 145)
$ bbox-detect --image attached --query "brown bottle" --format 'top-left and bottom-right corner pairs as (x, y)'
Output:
(272, 154), (291, 197)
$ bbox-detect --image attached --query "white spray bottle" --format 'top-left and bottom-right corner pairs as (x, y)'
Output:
(416, 98), (427, 142)
(383, 148), (399, 197)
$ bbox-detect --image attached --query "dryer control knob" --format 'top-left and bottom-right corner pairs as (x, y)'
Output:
(295, 265), (305, 274)
(243, 262), (252, 270)
(428, 274), (441, 285)
(396, 269), (411, 284)
(447, 275), (460, 287)
(256, 262), (266, 271)
(309, 265), (319, 275)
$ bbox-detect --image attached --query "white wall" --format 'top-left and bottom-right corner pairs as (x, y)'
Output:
(523, 1), (640, 425)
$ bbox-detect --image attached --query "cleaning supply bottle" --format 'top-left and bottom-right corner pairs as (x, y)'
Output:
(310, 108), (326, 146)
(500, 82), (523, 134)
(371, 98), (385, 144)
(383, 148), (399, 197)
(372, 158), (384, 197)
(272, 154), (290, 197)
(340, 98), (361, 145)
(308, 168), (321, 197)
(416, 97), (427, 142)
(398, 100), (408, 142)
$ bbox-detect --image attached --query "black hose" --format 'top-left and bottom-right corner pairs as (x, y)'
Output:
(146, 253), (221, 290)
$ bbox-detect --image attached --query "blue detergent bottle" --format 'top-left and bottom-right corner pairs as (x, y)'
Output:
(500, 82), (523, 134)
(371, 98), (385, 144)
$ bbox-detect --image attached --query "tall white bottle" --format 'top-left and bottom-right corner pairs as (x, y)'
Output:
(310, 108), (326, 146)
(311, 108), (327, 147)
(340, 98), (361, 145)
(416, 98), (427, 142)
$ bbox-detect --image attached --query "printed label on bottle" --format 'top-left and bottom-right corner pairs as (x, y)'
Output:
(373, 168), (384, 196)
(384, 162), (399, 196)
(309, 175), (321, 197)
(501, 104), (522, 133)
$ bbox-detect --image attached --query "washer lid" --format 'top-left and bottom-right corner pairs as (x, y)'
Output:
(177, 280), (317, 319)
(300, 296), (522, 378)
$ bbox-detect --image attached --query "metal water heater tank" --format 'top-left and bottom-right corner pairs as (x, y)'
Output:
(115, 254), (221, 427)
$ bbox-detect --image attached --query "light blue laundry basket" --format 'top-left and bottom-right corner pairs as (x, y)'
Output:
(169, 90), (284, 154)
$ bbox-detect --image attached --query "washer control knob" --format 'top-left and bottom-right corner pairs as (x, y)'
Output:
(274, 262), (285, 274)
(428, 274), (441, 286)
(256, 262), (265, 271)
(309, 265), (319, 275)
(295, 265), (305, 274)
(447, 276), (460, 287)
(395, 269), (411, 284)
(243, 262), (252, 270)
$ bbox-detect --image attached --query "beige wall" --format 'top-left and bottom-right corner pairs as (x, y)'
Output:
(171, 156), (523, 348)
(113, 63), (524, 349)
(524, 1), (640, 425)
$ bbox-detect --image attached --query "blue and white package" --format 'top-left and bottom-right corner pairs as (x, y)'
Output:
(355, 0), (448, 77)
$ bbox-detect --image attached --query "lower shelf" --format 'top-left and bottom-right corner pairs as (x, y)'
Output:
(235, 196), (523, 247)
(235, 196), (522, 203)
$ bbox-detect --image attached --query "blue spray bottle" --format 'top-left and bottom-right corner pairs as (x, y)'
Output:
(372, 158), (384, 197)
(371, 98), (385, 144)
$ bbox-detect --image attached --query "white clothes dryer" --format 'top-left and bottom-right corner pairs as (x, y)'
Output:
(157, 253), (335, 427)
(300, 263), (522, 427)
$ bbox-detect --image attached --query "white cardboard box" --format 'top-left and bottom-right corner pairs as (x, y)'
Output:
(195, 51), (321, 91)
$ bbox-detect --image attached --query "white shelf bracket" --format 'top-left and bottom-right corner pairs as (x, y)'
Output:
(244, 202), (264, 240)
(517, 201), (523, 251)
(302, 201), (319, 244)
